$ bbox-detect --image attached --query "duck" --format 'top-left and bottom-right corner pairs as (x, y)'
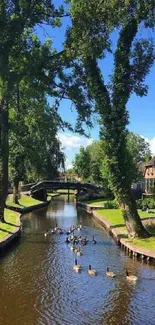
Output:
(106, 267), (116, 278)
(71, 245), (76, 251)
(57, 228), (63, 234)
(81, 236), (88, 246)
(65, 237), (70, 243)
(44, 230), (49, 237)
(73, 259), (82, 272)
(77, 224), (82, 230)
(54, 224), (58, 231)
(74, 246), (78, 253)
(92, 236), (97, 244)
(88, 265), (97, 276)
(126, 270), (138, 282)
(77, 248), (83, 256)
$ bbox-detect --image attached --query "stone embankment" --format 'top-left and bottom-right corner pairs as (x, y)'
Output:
(77, 202), (155, 263)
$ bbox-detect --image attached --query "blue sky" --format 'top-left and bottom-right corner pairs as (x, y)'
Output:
(37, 1), (155, 168)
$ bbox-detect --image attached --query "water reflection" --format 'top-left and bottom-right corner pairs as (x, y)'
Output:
(0, 195), (155, 325)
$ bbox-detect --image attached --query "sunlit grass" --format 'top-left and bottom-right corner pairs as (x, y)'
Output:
(90, 203), (155, 250)
(56, 189), (75, 194)
(84, 198), (112, 206)
(0, 209), (20, 241)
(127, 237), (155, 250)
(6, 194), (43, 208)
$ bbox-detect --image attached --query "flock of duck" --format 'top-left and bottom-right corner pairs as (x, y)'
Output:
(44, 223), (138, 282)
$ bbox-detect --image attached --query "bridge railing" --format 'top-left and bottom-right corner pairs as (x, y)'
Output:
(30, 180), (102, 194)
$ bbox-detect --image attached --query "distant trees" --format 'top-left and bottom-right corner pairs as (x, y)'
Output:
(73, 133), (151, 195)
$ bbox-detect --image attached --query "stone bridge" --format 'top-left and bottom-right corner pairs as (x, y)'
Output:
(22, 181), (102, 201)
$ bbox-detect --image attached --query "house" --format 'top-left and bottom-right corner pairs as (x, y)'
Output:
(144, 156), (155, 193)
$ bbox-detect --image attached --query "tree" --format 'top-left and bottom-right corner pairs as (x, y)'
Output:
(68, 0), (155, 237)
(0, 0), (69, 221)
(9, 86), (65, 203)
(74, 147), (91, 181)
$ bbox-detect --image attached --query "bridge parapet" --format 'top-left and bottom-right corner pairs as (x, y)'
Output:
(30, 180), (102, 194)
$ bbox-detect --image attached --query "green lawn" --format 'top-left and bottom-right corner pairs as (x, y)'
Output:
(0, 209), (20, 241)
(92, 206), (155, 250)
(6, 194), (44, 208)
(56, 189), (75, 194)
(84, 198), (111, 206)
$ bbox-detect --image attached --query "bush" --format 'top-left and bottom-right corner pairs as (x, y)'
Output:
(104, 200), (119, 209)
(136, 198), (155, 210)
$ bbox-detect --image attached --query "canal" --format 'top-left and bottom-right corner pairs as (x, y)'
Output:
(0, 195), (155, 325)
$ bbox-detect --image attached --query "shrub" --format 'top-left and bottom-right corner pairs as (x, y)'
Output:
(104, 200), (119, 209)
(136, 198), (155, 210)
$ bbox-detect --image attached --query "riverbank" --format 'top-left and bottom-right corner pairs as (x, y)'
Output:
(0, 194), (52, 252)
(77, 201), (155, 262)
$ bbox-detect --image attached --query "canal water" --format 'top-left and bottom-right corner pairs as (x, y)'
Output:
(0, 195), (155, 325)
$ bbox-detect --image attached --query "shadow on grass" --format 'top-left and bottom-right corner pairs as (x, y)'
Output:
(117, 233), (128, 239)
(5, 221), (19, 227)
(110, 224), (125, 229)
(0, 227), (14, 235)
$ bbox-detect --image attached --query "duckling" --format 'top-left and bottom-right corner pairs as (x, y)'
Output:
(73, 259), (82, 272)
(126, 270), (138, 282)
(77, 248), (83, 256)
(88, 264), (97, 276)
(92, 236), (97, 244)
(106, 267), (116, 278)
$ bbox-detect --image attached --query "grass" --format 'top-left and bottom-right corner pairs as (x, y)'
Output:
(84, 198), (112, 206)
(0, 209), (20, 241)
(6, 194), (44, 208)
(56, 189), (75, 194)
(87, 200), (155, 250)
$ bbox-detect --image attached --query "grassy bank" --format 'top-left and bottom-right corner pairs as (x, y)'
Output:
(1, 194), (49, 242)
(6, 194), (45, 208)
(85, 199), (155, 250)
(0, 209), (20, 241)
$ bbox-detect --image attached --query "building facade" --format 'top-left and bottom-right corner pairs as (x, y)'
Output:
(144, 156), (155, 193)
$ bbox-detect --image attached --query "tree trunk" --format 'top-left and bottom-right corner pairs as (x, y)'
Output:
(84, 57), (150, 238)
(0, 99), (9, 222)
(13, 178), (19, 204)
(117, 187), (149, 238)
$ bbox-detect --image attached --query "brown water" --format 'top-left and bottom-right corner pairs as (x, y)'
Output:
(0, 195), (155, 325)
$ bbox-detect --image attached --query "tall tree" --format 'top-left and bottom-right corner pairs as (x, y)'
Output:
(68, 0), (155, 237)
(0, 0), (67, 221)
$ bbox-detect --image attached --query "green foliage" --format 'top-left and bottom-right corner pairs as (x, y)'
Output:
(104, 200), (119, 209)
(137, 198), (155, 210)
(74, 146), (91, 181)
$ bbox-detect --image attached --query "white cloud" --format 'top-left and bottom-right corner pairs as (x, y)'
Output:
(65, 158), (73, 170)
(148, 137), (155, 155)
(143, 136), (155, 155)
(58, 133), (93, 151)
